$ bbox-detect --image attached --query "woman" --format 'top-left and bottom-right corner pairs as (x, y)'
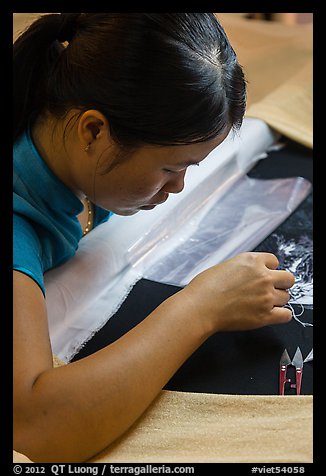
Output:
(13, 13), (295, 462)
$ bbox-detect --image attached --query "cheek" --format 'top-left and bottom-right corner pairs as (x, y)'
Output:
(98, 172), (164, 203)
(133, 181), (163, 197)
(128, 171), (166, 198)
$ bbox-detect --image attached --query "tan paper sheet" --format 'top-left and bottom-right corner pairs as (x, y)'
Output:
(89, 390), (313, 463)
(217, 14), (313, 148)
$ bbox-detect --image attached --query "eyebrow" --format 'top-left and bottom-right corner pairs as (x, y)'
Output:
(171, 160), (200, 167)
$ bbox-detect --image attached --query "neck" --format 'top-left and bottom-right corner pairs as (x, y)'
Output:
(31, 114), (85, 201)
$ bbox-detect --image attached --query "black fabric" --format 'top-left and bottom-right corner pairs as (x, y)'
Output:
(247, 137), (313, 183)
(72, 137), (313, 395)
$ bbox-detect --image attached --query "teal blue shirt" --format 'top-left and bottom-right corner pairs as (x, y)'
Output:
(13, 129), (112, 296)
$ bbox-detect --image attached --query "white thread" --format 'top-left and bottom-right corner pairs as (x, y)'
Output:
(286, 289), (313, 327)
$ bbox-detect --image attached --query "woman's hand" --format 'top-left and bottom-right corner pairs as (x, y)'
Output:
(183, 252), (295, 335)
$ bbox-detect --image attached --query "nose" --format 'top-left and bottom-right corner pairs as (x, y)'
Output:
(164, 170), (186, 194)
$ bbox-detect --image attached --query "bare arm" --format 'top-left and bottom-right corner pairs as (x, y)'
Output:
(13, 252), (295, 462)
(13, 271), (209, 462)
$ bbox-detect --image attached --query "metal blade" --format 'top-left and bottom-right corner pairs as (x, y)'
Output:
(292, 347), (304, 369)
(280, 349), (291, 366)
(304, 348), (313, 363)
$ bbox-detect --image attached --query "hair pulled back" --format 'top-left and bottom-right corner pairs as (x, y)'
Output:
(13, 13), (246, 146)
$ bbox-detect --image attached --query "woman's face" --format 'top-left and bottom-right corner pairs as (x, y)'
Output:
(88, 133), (230, 215)
(31, 110), (231, 215)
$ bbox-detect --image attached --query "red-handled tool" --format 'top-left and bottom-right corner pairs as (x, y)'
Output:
(279, 347), (304, 395)
(291, 347), (304, 395)
(279, 349), (292, 395)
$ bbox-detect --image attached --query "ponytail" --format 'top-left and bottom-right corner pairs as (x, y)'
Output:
(13, 13), (246, 148)
(13, 13), (79, 141)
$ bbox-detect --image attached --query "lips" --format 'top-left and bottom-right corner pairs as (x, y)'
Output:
(155, 196), (169, 206)
(140, 204), (157, 210)
(141, 193), (169, 210)
(158, 193), (169, 205)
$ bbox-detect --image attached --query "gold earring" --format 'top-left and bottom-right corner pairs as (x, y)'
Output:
(84, 143), (91, 152)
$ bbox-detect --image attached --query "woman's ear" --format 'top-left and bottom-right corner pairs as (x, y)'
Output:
(77, 110), (111, 150)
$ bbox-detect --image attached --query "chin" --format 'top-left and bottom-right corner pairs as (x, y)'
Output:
(113, 208), (140, 216)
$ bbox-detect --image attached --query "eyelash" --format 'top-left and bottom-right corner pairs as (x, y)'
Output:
(164, 163), (200, 174)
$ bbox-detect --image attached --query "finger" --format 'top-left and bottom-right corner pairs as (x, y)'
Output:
(269, 306), (293, 324)
(252, 252), (279, 270)
(270, 269), (296, 289)
(273, 289), (291, 307)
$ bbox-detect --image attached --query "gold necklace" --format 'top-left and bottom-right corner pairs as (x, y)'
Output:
(83, 197), (93, 236)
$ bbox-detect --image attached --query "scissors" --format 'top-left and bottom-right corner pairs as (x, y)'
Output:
(279, 347), (303, 395)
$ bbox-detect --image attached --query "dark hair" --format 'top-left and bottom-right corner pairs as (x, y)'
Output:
(13, 13), (246, 147)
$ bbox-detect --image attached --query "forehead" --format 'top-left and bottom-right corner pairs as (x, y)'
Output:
(171, 134), (229, 164)
(137, 130), (231, 166)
